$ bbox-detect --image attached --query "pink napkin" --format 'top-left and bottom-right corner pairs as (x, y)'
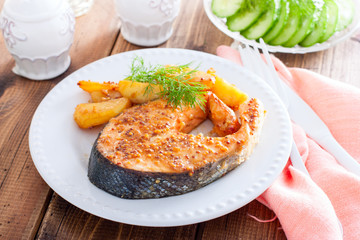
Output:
(217, 45), (360, 240)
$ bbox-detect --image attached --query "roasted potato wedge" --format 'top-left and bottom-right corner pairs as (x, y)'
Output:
(90, 90), (122, 103)
(78, 80), (119, 93)
(207, 69), (248, 109)
(118, 80), (162, 104)
(74, 97), (131, 128)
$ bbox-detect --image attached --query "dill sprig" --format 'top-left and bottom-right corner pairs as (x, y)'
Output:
(126, 56), (207, 110)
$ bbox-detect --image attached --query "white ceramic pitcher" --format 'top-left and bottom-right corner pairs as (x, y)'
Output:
(114, 0), (181, 47)
(0, 0), (75, 80)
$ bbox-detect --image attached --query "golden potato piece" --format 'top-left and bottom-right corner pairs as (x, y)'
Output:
(90, 91), (107, 103)
(90, 90), (122, 103)
(118, 80), (162, 104)
(78, 80), (119, 93)
(74, 97), (131, 128)
(207, 69), (248, 109)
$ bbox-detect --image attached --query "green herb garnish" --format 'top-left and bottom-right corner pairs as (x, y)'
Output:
(126, 56), (207, 110)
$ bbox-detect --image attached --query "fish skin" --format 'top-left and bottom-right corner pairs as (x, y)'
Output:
(89, 143), (243, 199)
(88, 97), (265, 199)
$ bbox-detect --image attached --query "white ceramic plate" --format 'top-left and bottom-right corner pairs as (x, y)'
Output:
(204, 0), (360, 54)
(29, 48), (292, 227)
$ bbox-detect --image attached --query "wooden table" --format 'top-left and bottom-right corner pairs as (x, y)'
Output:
(1, 0), (359, 239)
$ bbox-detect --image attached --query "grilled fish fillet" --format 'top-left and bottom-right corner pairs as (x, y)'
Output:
(88, 93), (265, 199)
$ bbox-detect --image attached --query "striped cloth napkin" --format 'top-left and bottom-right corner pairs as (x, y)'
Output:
(217, 45), (360, 240)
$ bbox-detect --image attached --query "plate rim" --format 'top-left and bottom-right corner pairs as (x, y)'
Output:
(29, 48), (292, 227)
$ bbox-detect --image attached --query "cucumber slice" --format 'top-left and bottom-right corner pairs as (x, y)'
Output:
(241, 0), (281, 40)
(269, 0), (301, 45)
(262, 0), (289, 43)
(319, 0), (338, 42)
(300, 1), (328, 47)
(226, 0), (266, 31)
(212, 0), (245, 18)
(283, 0), (324, 47)
(333, 0), (355, 31)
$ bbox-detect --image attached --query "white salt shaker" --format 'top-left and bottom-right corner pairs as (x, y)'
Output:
(114, 0), (181, 47)
(0, 0), (75, 80)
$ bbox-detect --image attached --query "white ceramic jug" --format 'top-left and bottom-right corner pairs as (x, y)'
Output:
(0, 0), (75, 80)
(114, 0), (181, 47)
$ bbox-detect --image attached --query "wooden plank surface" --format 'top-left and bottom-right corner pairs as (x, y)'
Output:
(0, 0), (359, 239)
(0, 0), (120, 239)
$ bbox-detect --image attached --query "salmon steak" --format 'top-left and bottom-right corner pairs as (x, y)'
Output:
(88, 92), (266, 199)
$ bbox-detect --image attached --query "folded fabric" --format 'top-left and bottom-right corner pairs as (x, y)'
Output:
(217, 45), (360, 240)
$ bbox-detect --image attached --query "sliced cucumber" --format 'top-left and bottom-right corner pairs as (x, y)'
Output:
(212, 0), (245, 18)
(241, 0), (281, 39)
(226, 0), (266, 31)
(283, 0), (324, 47)
(269, 0), (300, 45)
(212, 0), (354, 48)
(333, 0), (355, 31)
(319, 0), (338, 42)
(300, 1), (328, 47)
(262, 0), (289, 43)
